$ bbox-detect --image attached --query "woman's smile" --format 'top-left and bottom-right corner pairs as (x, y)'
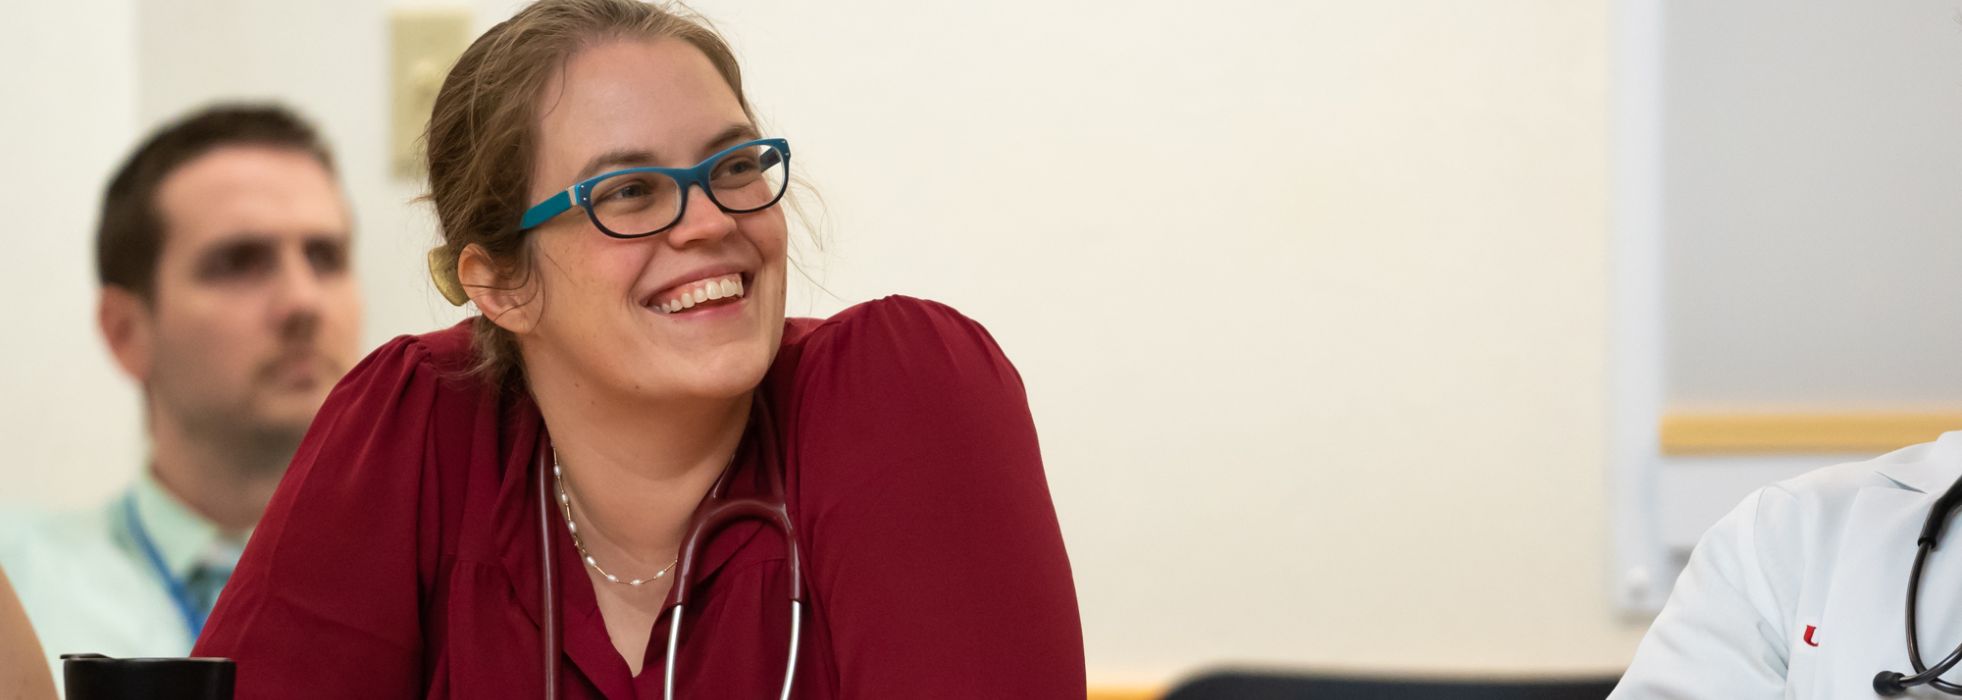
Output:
(644, 271), (749, 316)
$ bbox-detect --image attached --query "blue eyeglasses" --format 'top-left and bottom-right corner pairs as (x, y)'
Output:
(519, 137), (791, 238)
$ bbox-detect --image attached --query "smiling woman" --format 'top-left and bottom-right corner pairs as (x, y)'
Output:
(189, 0), (1085, 698)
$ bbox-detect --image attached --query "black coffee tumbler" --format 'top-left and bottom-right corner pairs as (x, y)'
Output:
(61, 654), (235, 700)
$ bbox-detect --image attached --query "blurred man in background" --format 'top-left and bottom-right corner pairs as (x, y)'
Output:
(0, 104), (363, 681)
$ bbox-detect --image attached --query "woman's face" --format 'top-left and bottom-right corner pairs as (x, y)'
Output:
(517, 37), (787, 403)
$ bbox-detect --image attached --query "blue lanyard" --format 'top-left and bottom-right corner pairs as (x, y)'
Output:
(122, 493), (206, 640)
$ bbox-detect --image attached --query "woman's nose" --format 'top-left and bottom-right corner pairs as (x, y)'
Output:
(663, 186), (739, 248)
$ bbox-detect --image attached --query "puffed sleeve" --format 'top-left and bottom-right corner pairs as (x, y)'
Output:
(787, 296), (1085, 697)
(193, 336), (439, 699)
(1610, 486), (1803, 699)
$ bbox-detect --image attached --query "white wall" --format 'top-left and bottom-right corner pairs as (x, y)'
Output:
(1, 0), (1647, 686)
(0, 0), (471, 509)
(136, 0), (472, 369)
(1607, 0), (1962, 619)
(569, 0), (1645, 681)
(0, 0), (141, 506)
(1664, 1), (1962, 407)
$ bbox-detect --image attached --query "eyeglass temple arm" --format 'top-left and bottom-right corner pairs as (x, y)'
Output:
(520, 187), (578, 231)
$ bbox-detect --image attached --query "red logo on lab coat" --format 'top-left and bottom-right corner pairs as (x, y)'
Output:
(1803, 625), (1820, 647)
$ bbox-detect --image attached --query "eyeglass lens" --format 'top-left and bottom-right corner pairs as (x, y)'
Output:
(587, 143), (788, 236)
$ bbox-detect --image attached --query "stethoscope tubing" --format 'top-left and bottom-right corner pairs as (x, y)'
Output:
(536, 396), (802, 699)
(662, 601), (802, 700)
(537, 439), (562, 700)
(1876, 473), (1962, 696)
(1903, 541), (1962, 693)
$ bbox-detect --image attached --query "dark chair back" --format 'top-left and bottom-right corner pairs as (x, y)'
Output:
(61, 654), (235, 700)
(1164, 669), (1618, 700)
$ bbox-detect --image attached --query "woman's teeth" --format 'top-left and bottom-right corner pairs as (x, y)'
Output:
(656, 274), (745, 314)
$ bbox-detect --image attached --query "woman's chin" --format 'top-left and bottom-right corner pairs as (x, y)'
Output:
(644, 351), (775, 402)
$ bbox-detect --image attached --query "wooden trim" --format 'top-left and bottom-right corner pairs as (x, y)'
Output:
(1086, 688), (1160, 700)
(1659, 411), (1962, 455)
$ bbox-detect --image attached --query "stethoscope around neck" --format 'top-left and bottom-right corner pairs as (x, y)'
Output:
(1875, 473), (1962, 695)
(532, 398), (804, 700)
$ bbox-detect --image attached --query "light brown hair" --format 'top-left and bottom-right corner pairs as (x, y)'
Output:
(423, 0), (755, 385)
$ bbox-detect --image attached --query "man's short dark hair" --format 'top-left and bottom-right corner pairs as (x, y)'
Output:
(95, 104), (337, 299)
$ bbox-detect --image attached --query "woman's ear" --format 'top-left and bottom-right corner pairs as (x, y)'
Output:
(458, 243), (540, 335)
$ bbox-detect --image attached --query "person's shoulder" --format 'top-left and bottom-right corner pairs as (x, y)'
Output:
(773, 295), (1021, 410)
(0, 496), (125, 578)
(1698, 432), (1962, 576)
(360, 319), (477, 375)
(408, 319), (477, 363)
(771, 296), (1046, 506)
(771, 296), (1024, 408)
(0, 500), (106, 547)
(1756, 432), (1962, 513)
(291, 319), (509, 492)
(786, 295), (1009, 368)
(828, 294), (971, 325)
(0, 505), (48, 553)
(323, 320), (492, 407)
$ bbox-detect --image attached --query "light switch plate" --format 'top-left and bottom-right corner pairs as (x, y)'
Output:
(391, 7), (472, 179)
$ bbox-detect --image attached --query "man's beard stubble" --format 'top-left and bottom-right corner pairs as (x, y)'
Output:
(151, 346), (342, 477)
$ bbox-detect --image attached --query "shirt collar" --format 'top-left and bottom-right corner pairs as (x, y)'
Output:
(126, 471), (249, 579)
(1872, 431), (1962, 495)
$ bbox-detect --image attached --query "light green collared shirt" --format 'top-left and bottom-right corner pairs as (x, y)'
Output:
(0, 472), (247, 692)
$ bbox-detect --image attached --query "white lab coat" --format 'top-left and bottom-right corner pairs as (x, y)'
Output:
(1614, 431), (1962, 699)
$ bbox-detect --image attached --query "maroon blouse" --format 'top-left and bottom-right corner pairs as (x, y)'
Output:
(194, 296), (1085, 698)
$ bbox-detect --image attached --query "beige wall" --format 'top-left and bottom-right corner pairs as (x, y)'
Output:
(0, 1), (143, 510)
(0, 0), (1646, 687)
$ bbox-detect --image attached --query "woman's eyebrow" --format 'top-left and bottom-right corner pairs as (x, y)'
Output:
(574, 149), (658, 182)
(703, 123), (761, 152)
(571, 124), (761, 181)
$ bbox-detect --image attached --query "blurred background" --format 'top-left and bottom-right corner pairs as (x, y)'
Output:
(3, 0), (1960, 696)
